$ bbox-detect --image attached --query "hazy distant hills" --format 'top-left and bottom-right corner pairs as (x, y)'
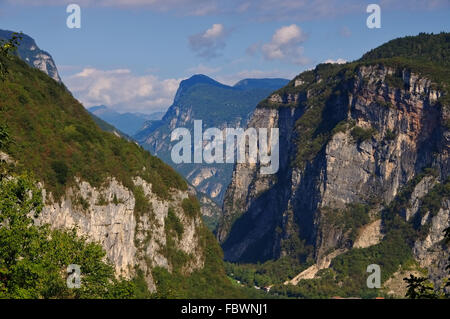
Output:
(88, 105), (164, 136)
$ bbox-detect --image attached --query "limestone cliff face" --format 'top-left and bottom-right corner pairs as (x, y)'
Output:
(219, 63), (449, 282)
(35, 177), (205, 292)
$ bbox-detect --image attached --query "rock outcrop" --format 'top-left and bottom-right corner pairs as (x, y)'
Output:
(34, 177), (205, 292)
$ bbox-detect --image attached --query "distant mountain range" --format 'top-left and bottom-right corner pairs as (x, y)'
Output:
(88, 105), (164, 136)
(134, 74), (289, 204)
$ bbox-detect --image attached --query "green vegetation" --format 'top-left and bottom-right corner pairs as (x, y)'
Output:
(95, 193), (108, 206)
(321, 204), (372, 243)
(385, 129), (397, 141)
(417, 177), (450, 218)
(202, 214), (219, 232)
(152, 224), (258, 298)
(225, 256), (311, 288)
(0, 123), (11, 149)
(351, 126), (377, 143)
(229, 33), (450, 298)
(360, 32), (450, 67)
(0, 174), (136, 298)
(269, 208), (414, 299)
(181, 195), (201, 218)
(150, 194), (260, 298)
(0, 32), (22, 80)
(166, 208), (184, 239)
(384, 73), (405, 90)
(133, 185), (152, 216)
(265, 166), (446, 299)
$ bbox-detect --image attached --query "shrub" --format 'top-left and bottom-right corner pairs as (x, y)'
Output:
(166, 208), (184, 238)
(385, 129), (397, 141)
(351, 126), (376, 143)
(181, 195), (200, 218)
(0, 124), (11, 149)
(51, 160), (69, 185)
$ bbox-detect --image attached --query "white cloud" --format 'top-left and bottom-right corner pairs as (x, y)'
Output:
(252, 24), (310, 65)
(63, 68), (181, 113)
(203, 24), (224, 39)
(323, 58), (347, 64)
(188, 23), (229, 59)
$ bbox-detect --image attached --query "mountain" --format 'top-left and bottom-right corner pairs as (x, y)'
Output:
(88, 105), (164, 136)
(0, 29), (61, 83)
(134, 74), (289, 204)
(219, 32), (450, 298)
(0, 34), (248, 298)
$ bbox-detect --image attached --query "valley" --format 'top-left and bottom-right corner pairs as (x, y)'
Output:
(0, 28), (449, 299)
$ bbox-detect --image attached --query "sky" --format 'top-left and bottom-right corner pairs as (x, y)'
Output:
(1, 0), (449, 114)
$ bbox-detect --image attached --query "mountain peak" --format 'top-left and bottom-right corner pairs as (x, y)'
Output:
(180, 74), (228, 89)
(173, 74), (229, 103)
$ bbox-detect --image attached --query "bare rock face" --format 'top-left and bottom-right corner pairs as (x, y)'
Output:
(353, 219), (384, 249)
(36, 177), (205, 292)
(219, 63), (449, 284)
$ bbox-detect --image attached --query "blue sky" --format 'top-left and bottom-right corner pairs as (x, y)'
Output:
(1, 0), (449, 114)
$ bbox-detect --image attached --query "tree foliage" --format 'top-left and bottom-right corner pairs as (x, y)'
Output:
(0, 32), (22, 80)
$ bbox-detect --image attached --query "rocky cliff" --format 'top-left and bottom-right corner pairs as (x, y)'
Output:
(219, 33), (449, 290)
(34, 177), (205, 292)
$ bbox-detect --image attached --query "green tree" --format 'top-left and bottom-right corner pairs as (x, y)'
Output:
(0, 124), (11, 150)
(0, 32), (22, 80)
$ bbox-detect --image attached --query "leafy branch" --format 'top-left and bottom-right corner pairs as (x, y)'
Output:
(0, 32), (23, 80)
